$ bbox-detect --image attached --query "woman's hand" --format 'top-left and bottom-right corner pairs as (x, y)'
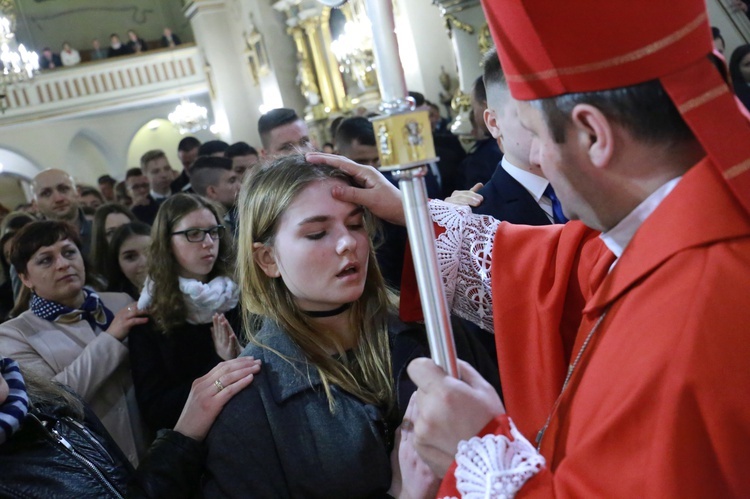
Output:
(211, 313), (241, 361)
(173, 356), (261, 441)
(106, 304), (149, 341)
(389, 393), (441, 499)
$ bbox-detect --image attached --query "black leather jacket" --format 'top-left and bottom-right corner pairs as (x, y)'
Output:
(0, 402), (204, 498)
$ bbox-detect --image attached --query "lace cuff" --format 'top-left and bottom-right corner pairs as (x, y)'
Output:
(447, 418), (545, 499)
(431, 199), (498, 332)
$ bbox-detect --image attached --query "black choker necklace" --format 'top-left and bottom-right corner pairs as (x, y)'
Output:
(303, 303), (352, 318)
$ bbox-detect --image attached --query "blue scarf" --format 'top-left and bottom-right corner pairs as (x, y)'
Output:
(0, 357), (29, 445)
(30, 287), (114, 332)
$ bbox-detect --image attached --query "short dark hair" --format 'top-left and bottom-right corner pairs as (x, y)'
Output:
(140, 149), (166, 170)
(482, 47), (507, 91)
(79, 187), (104, 203)
(258, 108), (300, 149)
(408, 91), (425, 107)
(472, 75), (487, 104)
(10, 221), (82, 275)
(535, 79), (695, 145)
(97, 175), (116, 186)
(712, 26), (724, 45)
(335, 117), (376, 150)
(190, 156), (233, 196)
(125, 167), (143, 179)
(1, 211), (35, 236)
(329, 116), (345, 139)
(225, 141), (259, 159)
(198, 140), (230, 157)
(178, 136), (201, 152)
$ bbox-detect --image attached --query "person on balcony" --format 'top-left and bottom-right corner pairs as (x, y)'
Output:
(90, 38), (106, 61)
(60, 42), (80, 67)
(126, 30), (148, 54)
(161, 27), (182, 49)
(108, 34), (133, 58)
(39, 48), (62, 70)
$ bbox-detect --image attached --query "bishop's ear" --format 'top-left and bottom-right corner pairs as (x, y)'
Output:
(570, 103), (614, 169)
(252, 242), (280, 278)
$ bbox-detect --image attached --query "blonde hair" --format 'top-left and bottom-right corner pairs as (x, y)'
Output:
(147, 194), (234, 332)
(237, 154), (395, 411)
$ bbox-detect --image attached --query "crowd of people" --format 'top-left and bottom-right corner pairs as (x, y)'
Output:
(1, 2), (750, 496)
(37, 27), (183, 69)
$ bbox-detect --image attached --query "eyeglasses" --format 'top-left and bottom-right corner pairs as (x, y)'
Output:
(171, 225), (225, 243)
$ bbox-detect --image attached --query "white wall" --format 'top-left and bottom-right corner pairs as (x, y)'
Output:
(394, 0), (459, 105)
(0, 92), (216, 184)
(707, 0), (750, 57)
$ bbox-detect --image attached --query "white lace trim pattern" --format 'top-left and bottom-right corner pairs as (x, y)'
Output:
(442, 418), (545, 499)
(431, 199), (498, 333)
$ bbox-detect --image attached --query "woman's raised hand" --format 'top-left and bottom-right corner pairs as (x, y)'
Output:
(106, 304), (149, 341)
(173, 356), (261, 441)
(211, 313), (241, 360)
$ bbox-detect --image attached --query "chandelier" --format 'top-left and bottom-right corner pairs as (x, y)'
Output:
(330, 19), (377, 94)
(0, 14), (39, 109)
(168, 98), (209, 134)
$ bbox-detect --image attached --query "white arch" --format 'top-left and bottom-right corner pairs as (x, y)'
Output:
(0, 147), (42, 181)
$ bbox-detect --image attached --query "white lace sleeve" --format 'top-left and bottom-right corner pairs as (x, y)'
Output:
(446, 418), (545, 499)
(431, 199), (498, 333)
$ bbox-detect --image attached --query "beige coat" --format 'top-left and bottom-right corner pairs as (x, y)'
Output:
(0, 292), (148, 465)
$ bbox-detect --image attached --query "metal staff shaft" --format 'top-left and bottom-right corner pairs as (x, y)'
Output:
(316, 0), (459, 377)
(393, 166), (459, 377)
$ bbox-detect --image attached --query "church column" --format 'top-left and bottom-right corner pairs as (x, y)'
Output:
(432, 0), (488, 135)
(184, 0), (262, 144)
(300, 13), (338, 114)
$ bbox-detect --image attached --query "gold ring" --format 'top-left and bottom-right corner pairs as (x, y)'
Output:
(214, 379), (224, 393)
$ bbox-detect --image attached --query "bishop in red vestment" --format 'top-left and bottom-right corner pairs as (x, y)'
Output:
(308, 0), (750, 496)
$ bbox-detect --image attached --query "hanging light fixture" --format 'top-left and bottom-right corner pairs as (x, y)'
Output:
(0, 13), (39, 111)
(168, 97), (209, 134)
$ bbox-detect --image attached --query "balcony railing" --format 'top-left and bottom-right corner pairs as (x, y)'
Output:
(0, 44), (208, 125)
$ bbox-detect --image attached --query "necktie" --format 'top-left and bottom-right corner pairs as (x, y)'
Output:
(544, 184), (568, 224)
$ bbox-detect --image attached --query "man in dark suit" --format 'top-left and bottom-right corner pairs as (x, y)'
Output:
(448, 47), (560, 226)
(446, 48), (567, 364)
(126, 168), (162, 226)
(458, 76), (504, 191)
(171, 136), (201, 194)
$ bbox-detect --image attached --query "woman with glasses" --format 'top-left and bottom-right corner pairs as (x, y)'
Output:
(128, 194), (244, 435)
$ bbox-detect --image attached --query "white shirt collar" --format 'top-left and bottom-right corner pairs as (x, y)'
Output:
(600, 176), (682, 260)
(150, 190), (168, 201)
(501, 156), (549, 202)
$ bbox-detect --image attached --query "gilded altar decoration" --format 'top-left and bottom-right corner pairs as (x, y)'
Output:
(403, 120), (425, 162)
(478, 23), (493, 57)
(245, 15), (270, 86)
(377, 123), (392, 164)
